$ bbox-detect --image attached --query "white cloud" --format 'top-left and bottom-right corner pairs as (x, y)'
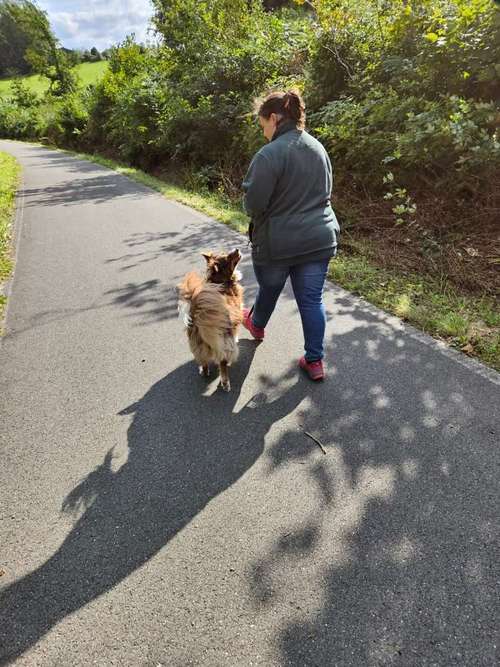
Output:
(38, 0), (155, 50)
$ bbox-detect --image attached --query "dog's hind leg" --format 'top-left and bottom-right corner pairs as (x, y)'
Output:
(199, 364), (210, 377)
(219, 360), (230, 392)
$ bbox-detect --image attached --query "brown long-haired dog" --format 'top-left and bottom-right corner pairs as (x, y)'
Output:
(178, 248), (244, 392)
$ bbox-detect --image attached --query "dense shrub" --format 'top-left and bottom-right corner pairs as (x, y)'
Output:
(42, 90), (90, 146)
(0, 98), (37, 138)
(311, 90), (500, 192)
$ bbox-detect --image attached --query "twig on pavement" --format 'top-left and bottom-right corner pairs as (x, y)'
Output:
(302, 428), (327, 455)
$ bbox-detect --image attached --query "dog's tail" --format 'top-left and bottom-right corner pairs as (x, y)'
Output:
(177, 271), (204, 327)
(178, 271), (204, 303)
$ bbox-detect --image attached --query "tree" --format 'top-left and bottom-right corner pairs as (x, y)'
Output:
(0, 1), (32, 75)
(90, 46), (101, 61)
(61, 47), (79, 67)
(151, 0), (261, 67)
(1, 0), (76, 94)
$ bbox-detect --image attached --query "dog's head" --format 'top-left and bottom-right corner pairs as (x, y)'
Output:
(202, 248), (242, 284)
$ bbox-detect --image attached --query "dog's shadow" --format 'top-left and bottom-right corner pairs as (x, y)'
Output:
(0, 340), (309, 663)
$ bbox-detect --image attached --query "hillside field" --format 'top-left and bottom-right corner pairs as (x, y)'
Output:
(0, 61), (108, 97)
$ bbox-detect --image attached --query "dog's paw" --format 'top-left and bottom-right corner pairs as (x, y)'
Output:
(220, 380), (231, 392)
(199, 365), (210, 377)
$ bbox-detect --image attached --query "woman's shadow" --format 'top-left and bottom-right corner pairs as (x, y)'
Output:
(0, 340), (308, 664)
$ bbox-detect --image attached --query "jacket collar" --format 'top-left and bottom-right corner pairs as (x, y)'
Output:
(271, 119), (300, 141)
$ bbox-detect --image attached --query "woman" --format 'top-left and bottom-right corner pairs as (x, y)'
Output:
(242, 90), (340, 381)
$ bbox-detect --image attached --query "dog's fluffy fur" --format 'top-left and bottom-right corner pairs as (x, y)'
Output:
(178, 248), (244, 391)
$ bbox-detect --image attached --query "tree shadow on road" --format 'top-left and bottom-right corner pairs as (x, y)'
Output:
(245, 299), (500, 666)
(19, 174), (158, 208)
(104, 220), (263, 325)
(104, 278), (180, 325)
(105, 220), (254, 274)
(0, 341), (310, 664)
(22, 148), (111, 175)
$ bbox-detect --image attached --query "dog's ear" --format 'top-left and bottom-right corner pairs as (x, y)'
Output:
(228, 248), (242, 269)
(202, 251), (219, 273)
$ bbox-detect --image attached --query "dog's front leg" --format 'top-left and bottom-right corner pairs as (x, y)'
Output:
(219, 360), (230, 392)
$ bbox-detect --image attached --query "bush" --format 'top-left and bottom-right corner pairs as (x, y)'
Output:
(8, 78), (40, 108)
(0, 98), (41, 138)
(42, 90), (90, 146)
(311, 90), (500, 193)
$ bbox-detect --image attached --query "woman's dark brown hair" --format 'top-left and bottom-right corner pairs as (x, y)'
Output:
(256, 89), (305, 129)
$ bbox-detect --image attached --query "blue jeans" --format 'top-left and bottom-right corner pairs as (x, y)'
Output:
(251, 259), (330, 362)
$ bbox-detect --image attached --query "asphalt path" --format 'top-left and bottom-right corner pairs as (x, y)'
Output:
(1, 140), (499, 666)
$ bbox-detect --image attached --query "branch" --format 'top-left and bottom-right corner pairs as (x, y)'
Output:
(322, 36), (354, 79)
(303, 428), (328, 455)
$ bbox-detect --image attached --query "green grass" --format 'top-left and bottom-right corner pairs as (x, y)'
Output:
(329, 246), (499, 370)
(0, 61), (109, 98)
(0, 72), (47, 97)
(21, 143), (500, 371)
(0, 151), (21, 328)
(74, 61), (108, 86)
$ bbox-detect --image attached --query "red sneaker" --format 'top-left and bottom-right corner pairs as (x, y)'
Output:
(299, 356), (325, 381)
(242, 308), (265, 341)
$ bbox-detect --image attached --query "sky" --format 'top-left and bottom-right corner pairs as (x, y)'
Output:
(37, 0), (154, 51)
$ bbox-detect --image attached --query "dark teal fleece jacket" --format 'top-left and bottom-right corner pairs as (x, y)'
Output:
(242, 120), (340, 265)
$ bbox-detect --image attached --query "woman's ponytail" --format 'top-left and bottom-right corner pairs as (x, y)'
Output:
(256, 89), (306, 129)
(283, 91), (304, 125)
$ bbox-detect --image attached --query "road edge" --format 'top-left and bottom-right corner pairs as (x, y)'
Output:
(0, 150), (23, 339)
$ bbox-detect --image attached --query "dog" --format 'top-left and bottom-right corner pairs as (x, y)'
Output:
(178, 248), (244, 392)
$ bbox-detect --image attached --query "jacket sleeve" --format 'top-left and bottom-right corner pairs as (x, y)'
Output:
(242, 152), (278, 218)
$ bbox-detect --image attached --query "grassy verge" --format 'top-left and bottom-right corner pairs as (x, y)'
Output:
(0, 151), (21, 328)
(50, 146), (500, 372)
(330, 242), (499, 370)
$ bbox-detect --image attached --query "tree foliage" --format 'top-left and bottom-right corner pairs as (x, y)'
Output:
(1, 0), (76, 94)
(303, 0), (500, 204)
(0, 0), (32, 75)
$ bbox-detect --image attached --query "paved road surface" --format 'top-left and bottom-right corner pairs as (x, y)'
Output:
(1, 140), (499, 666)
